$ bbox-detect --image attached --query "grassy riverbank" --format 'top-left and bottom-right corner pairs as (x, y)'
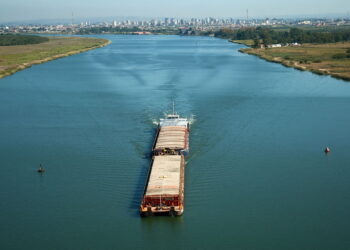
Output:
(231, 39), (255, 46)
(0, 36), (111, 78)
(236, 40), (350, 81)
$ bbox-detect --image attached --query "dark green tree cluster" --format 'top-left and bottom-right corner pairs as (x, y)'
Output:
(214, 27), (350, 46)
(77, 26), (143, 34)
(78, 26), (178, 35)
(0, 34), (49, 46)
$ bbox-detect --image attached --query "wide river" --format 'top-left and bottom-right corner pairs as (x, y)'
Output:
(1, 35), (350, 250)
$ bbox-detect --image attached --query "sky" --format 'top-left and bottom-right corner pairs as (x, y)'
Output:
(1, 0), (350, 23)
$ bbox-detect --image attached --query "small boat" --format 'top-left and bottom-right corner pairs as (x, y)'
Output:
(37, 164), (45, 173)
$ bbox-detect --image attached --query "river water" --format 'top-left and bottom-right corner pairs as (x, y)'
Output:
(1, 35), (350, 250)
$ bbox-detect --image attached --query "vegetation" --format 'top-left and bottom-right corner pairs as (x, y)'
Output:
(0, 36), (110, 78)
(78, 26), (142, 34)
(214, 27), (350, 47)
(0, 34), (49, 46)
(77, 27), (178, 35)
(231, 40), (255, 46)
(240, 42), (350, 81)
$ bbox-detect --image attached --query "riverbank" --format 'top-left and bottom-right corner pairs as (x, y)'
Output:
(234, 40), (350, 81)
(0, 36), (111, 79)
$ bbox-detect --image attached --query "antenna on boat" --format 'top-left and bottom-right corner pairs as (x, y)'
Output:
(172, 100), (175, 115)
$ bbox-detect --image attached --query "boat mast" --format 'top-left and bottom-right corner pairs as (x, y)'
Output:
(172, 101), (175, 115)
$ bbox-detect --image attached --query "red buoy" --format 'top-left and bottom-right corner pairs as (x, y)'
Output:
(325, 147), (330, 153)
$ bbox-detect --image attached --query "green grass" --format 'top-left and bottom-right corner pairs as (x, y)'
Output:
(231, 40), (254, 46)
(240, 42), (350, 81)
(0, 34), (49, 46)
(0, 36), (110, 78)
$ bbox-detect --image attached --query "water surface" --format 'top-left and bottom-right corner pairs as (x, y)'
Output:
(1, 35), (350, 250)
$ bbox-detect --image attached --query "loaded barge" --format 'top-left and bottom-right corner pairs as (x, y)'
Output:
(140, 107), (189, 216)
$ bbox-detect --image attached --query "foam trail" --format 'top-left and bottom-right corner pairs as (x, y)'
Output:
(188, 114), (196, 125)
(152, 119), (158, 126)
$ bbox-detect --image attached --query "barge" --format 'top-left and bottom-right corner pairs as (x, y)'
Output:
(140, 107), (189, 216)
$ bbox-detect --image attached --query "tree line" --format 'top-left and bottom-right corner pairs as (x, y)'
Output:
(77, 26), (179, 35)
(78, 27), (142, 34)
(213, 27), (350, 47)
(0, 34), (49, 46)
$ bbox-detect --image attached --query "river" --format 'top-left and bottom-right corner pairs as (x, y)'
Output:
(1, 35), (350, 250)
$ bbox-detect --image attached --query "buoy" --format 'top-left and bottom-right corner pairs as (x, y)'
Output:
(37, 164), (45, 173)
(325, 147), (330, 153)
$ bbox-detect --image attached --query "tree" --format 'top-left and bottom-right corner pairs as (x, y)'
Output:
(253, 38), (260, 48)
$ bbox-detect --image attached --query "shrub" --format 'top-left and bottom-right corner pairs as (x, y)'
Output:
(0, 34), (49, 46)
(332, 54), (346, 59)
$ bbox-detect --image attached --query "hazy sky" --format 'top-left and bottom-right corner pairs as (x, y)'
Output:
(1, 0), (350, 22)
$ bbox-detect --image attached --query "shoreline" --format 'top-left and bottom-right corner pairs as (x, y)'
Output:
(231, 40), (350, 82)
(2, 33), (349, 82)
(0, 38), (111, 79)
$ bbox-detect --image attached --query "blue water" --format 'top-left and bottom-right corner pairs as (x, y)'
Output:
(1, 35), (350, 250)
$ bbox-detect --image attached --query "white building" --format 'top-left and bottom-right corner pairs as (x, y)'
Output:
(267, 44), (282, 48)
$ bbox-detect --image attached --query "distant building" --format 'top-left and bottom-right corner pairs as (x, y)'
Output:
(299, 20), (311, 25)
(133, 31), (152, 35)
(267, 44), (282, 48)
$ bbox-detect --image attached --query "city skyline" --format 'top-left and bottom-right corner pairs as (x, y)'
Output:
(1, 0), (350, 23)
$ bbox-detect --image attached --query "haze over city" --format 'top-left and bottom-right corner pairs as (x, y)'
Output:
(1, 0), (350, 23)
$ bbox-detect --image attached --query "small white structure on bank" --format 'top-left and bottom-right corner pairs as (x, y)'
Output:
(267, 44), (282, 48)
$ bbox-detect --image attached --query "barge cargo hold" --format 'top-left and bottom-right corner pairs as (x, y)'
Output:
(140, 110), (189, 217)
